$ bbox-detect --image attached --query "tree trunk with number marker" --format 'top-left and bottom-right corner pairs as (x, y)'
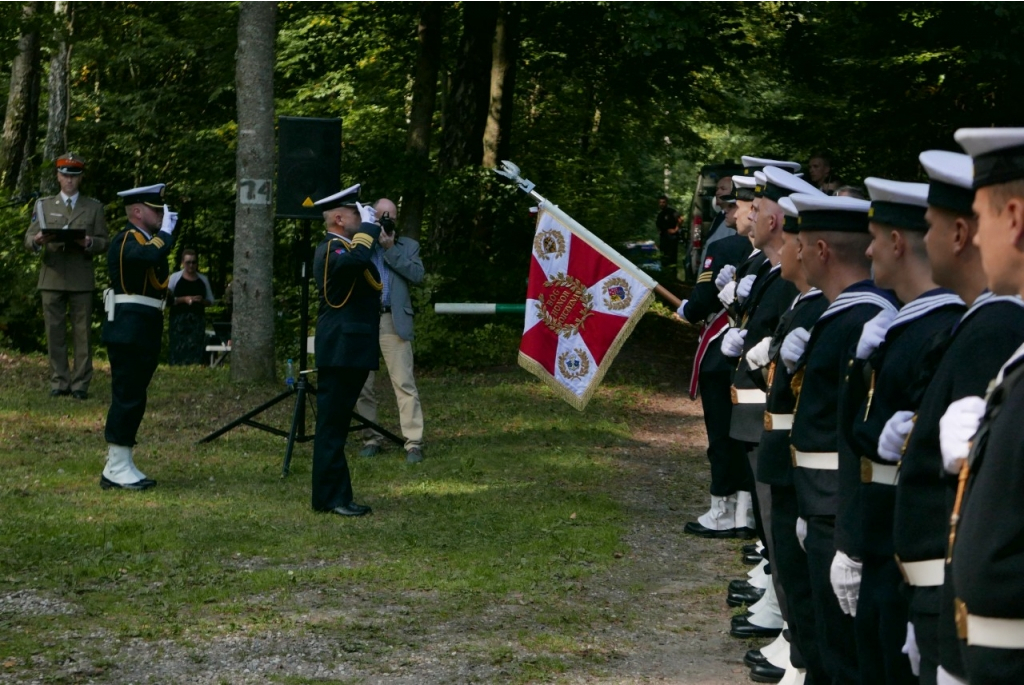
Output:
(231, 1), (276, 383)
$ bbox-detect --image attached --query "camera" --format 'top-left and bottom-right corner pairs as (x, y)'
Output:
(379, 211), (396, 235)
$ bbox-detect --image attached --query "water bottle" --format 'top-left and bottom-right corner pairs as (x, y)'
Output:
(285, 359), (295, 388)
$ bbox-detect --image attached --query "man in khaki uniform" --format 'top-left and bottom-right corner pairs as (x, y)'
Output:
(24, 153), (109, 399)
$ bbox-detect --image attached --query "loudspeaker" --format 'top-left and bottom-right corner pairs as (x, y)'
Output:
(277, 117), (342, 220)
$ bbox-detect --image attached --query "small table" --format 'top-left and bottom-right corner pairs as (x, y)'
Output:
(206, 343), (231, 368)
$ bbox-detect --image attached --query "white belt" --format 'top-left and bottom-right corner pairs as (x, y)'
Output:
(966, 614), (1024, 648)
(764, 412), (793, 431)
(104, 288), (165, 321)
(861, 458), (900, 486)
(896, 557), (944, 587)
(731, 387), (767, 405)
(792, 449), (839, 470)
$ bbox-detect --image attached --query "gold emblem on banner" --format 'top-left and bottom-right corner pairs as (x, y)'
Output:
(537, 272), (594, 337)
(534, 229), (566, 260)
(558, 348), (591, 380)
(602, 277), (632, 310)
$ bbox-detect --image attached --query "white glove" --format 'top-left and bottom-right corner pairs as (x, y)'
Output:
(720, 328), (747, 358)
(902, 621), (921, 677)
(355, 201), (376, 224)
(877, 410), (916, 462)
(746, 336), (772, 370)
(856, 309), (897, 359)
(939, 395), (987, 475)
(737, 273), (757, 299)
(796, 517), (807, 552)
(160, 204), (179, 234)
(718, 280), (738, 307)
(830, 551), (863, 617)
(937, 666), (969, 685)
(780, 327), (811, 373)
(715, 264), (736, 291)
(675, 299), (689, 318)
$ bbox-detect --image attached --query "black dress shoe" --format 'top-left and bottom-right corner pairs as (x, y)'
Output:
(742, 543), (760, 555)
(730, 616), (782, 639)
(749, 662), (785, 683)
(731, 611), (754, 627)
(330, 502), (372, 517)
(735, 526), (758, 540)
(71, 390), (88, 400)
(744, 648), (768, 669)
(684, 521), (743, 538)
(100, 475), (156, 491)
(743, 550), (764, 565)
(50, 389), (70, 398)
(727, 587), (765, 607)
(729, 579), (756, 594)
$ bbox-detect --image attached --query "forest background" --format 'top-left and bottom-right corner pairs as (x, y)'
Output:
(0, 1), (1020, 380)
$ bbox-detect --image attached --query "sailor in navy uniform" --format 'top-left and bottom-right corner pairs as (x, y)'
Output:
(100, 184), (178, 491)
(784, 193), (898, 683)
(310, 185), (382, 517)
(944, 128), (1024, 685)
(723, 167), (822, 647)
(755, 196), (831, 683)
(676, 188), (753, 537)
(893, 148), (1024, 685)
(841, 178), (965, 684)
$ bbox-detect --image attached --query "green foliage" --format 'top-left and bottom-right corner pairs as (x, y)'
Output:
(0, 202), (42, 350)
(410, 272), (521, 369)
(0, 351), (635, 681)
(3, 1), (1024, 367)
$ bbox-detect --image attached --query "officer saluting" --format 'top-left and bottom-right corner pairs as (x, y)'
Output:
(100, 184), (178, 491)
(310, 184), (382, 517)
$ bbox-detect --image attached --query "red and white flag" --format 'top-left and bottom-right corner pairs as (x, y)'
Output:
(519, 204), (656, 410)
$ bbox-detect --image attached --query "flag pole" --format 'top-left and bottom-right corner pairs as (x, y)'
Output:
(493, 161), (682, 310)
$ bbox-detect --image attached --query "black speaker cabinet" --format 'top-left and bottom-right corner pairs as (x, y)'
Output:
(277, 116), (342, 220)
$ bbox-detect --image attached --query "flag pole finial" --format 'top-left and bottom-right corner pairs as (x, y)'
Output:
(494, 160), (544, 202)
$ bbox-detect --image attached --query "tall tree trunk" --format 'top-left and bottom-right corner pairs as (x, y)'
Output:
(39, 0), (72, 197)
(437, 2), (498, 175)
(399, 2), (443, 242)
(16, 50), (41, 198)
(0, 2), (42, 192)
(231, 1), (276, 383)
(431, 2), (498, 256)
(481, 1), (519, 170)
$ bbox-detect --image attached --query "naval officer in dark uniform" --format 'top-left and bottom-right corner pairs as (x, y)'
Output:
(757, 195), (831, 683)
(100, 184), (178, 490)
(675, 189), (753, 537)
(945, 128), (1024, 685)
(310, 184), (382, 517)
(894, 149), (1024, 685)
(843, 177), (964, 684)
(784, 193), (898, 684)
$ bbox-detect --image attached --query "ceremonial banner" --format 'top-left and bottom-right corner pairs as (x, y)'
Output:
(520, 203), (657, 410)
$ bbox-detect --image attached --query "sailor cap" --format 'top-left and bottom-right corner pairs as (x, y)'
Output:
(954, 128), (1024, 188)
(919, 150), (975, 215)
(865, 178), (929, 231)
(790, 193), (870, 233)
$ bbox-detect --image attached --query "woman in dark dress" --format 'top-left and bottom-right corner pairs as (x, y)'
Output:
(167, 249), (214, 365)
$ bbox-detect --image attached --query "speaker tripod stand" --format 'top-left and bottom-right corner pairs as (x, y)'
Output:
(198, 219), (403, 477)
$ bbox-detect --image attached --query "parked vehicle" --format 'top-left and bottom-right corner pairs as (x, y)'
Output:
(682, 160), (743, 282)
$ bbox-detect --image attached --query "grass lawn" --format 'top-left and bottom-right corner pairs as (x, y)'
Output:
(0, 324), (694, 683)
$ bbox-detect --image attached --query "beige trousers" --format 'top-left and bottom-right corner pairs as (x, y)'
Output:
(356, 312), (423, 450)
(42, 290), (94, 393)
